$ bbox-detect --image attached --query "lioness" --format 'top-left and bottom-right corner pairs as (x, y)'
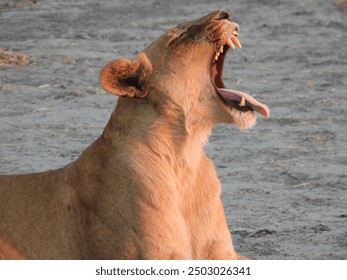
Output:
(0, 10), (269, 259)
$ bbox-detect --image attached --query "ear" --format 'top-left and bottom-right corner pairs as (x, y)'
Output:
(99, 52), (152, 97)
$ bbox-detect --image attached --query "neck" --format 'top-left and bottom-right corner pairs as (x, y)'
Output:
(103, 96), (214, 168)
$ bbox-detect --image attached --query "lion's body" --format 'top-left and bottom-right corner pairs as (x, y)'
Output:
(0, 97), (238, 259)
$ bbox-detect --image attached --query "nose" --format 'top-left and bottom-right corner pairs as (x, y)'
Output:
(210, 9), (232, 21)
(218, 10), (231, 21)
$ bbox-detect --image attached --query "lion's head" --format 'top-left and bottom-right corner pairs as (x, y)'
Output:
(100, 10), (269, 130)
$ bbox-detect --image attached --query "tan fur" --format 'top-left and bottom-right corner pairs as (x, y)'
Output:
(0, 10), (254, 259)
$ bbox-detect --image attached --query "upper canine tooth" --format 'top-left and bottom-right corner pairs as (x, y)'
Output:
(231, 36), (242, 48)
(226, 38), (235, 49)
(239, 96), (246, 106)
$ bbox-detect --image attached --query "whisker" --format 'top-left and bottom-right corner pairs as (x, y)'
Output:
(237, 48), (253, 60)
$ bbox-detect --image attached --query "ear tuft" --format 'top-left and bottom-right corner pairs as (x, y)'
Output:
(99, 52), (152, 97)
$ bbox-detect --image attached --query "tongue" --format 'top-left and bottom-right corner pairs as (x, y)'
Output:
(219, 88), (270, 118)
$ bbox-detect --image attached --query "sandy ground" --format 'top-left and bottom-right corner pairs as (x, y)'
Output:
(0, 0), (346, 259)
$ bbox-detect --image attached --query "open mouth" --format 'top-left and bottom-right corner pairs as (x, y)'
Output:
(211, 32), (270, 118)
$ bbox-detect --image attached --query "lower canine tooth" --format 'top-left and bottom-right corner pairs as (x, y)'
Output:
(239, 96), (246, 106)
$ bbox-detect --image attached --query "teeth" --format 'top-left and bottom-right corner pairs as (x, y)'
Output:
(226, 38), (235, 49)
(214, 32), (242, 61)
(230, 35), (242, 48)
(214, 45), (224, 61)
(239, 96), (246, 106)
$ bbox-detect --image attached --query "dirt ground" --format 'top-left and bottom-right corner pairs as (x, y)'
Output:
(0, 0), (346, 259)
